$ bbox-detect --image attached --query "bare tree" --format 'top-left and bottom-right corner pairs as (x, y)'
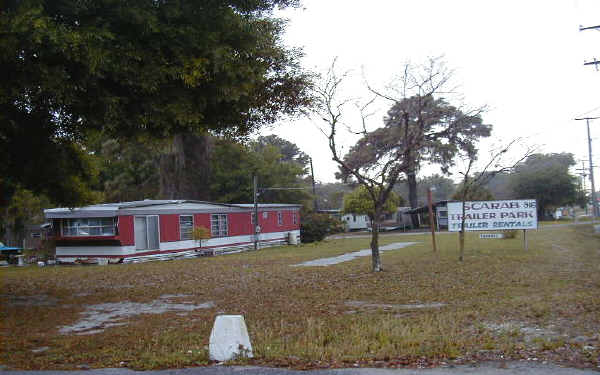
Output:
(314, 57), (489, 272)
(454, 139), (536, 261)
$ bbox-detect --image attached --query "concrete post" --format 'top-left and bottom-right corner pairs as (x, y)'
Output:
(209, 315), (253, 362)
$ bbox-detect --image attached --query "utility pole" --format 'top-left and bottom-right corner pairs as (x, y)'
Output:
(576, 160), (589, 214)
(575, 117), (599, 217)
(310, 157), (317, 211)
(580, 24), (600, 70)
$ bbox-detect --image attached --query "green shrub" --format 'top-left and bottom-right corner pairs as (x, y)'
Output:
(192, 226), (211, 247)
(300, 213), (343, 243)
(502, 230), (518, 239)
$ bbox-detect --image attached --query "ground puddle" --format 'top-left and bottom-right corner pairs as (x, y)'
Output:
(292, 242), (418, 267)
(345, 300), (446, 311)
(59, 295), (214, 335)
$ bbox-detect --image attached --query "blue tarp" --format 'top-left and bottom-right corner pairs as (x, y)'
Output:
(0, 242), (22, 252)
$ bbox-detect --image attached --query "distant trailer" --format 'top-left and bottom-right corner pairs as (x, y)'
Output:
(44, 200), (301, 264)
(341, 213), (370, 231)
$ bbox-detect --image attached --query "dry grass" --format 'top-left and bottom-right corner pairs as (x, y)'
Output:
(1, 224), (599, 370)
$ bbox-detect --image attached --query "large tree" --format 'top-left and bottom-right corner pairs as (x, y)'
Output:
(510, 153), (580, 219)
(254, 134), (310, 167)
(371, 96), (490, 226)
(361, 58), (491, 226)
(452, 182), (494, 201)
(314, 182), (353, 210)
(96, 137), (162, 202)
(210, 137), (310, 204)
(0, 0), (311, 205)
(393, 174), (455, 207)
(1, 188), (52, 246)
(316, 58), (488, 272)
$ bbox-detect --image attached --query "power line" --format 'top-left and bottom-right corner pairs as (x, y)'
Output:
(579, 24), (600, 31)
(580, 24), (600, 70)
(578, 104), (600, 117)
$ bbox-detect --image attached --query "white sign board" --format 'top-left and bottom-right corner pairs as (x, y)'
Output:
(447, 200), (537, 232)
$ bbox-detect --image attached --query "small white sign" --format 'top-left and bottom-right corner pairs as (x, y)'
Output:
(448, 199), (537, 232)
(479, 233), (505, 239)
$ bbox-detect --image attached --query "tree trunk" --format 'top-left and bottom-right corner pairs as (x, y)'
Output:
(408, 170), (419, 228)
(537, 204), (546, 221)
(159, 133), (212, 200)
(370, 210), (383, 272)
(459, 201), (466, 262)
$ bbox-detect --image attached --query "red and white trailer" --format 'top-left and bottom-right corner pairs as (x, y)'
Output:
(44, 200), (301, 263)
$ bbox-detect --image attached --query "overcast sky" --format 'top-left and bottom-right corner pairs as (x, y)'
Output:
(262, 0), (600, 187)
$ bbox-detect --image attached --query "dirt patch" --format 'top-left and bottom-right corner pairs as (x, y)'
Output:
(292, 242), (418, 267)
(59, 296), (215, 335)
(552, 244), (569, 252)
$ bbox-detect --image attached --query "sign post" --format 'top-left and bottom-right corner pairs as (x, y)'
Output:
(448, 200), (537, 251)
(427, 188), (437, 253)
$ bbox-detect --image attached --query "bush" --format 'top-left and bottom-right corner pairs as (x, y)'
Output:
(502, 230), (518, 239)
(192, 226), (211, 247)
(300, 213), (343, 243)
(22, 240), (56, 262)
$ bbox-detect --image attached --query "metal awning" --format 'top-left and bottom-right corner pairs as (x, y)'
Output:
(403, 200), (454, 215)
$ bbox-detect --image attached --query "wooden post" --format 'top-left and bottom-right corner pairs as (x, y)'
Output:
(427, 188), (437, 253)
(523, 229), (528, 251)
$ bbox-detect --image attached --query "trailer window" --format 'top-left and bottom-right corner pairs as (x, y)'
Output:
(277, 212), (283, 226)
(211, 214), (228, 237)
(179, 215), (193, 240)
(62, 218), (115, 237)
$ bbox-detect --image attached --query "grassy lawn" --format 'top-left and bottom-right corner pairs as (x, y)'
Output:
(1, 224), (599, 370)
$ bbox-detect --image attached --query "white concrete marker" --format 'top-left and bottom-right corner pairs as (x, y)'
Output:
(209, 315), (253, 362)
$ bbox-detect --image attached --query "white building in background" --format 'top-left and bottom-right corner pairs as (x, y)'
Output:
(341, 213), (370, 231)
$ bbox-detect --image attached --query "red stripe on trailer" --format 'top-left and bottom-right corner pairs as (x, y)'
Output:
(228, 212), (252, 236)
(194, 213), (211, 233)
(160, 214), (179, 242)
(118, 216), (135, 245)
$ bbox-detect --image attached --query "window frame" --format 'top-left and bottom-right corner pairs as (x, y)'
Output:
(61, 217), (116, 237)
(277, 211), (283, 226)
(293, 212), (297, 225)
(210, 214), (228, 238)
(179, 215), (194, 241)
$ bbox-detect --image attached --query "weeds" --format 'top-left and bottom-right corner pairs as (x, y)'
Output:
(1, 225), (599, 369)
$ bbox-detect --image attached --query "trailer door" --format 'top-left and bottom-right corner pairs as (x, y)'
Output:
(135, 217), (148, 250)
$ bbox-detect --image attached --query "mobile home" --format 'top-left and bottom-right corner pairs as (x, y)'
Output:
(44, 200), (301, 263)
